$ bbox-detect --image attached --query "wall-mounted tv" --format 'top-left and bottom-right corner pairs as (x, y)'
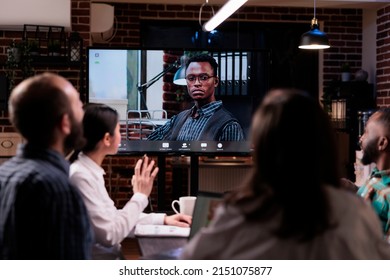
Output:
(87, 47), (270, 155)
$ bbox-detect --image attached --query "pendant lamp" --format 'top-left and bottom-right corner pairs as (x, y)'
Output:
(299, 0), (330, 50)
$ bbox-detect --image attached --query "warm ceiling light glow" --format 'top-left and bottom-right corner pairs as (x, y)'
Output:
(203, 0), (248, 32)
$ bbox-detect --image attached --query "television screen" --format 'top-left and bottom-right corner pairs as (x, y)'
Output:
(87, 47), (270, 155)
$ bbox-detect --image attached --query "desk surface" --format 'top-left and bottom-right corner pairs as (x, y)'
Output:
(137, 237), (187, 259)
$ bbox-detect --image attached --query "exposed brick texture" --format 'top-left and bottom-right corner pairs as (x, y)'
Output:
(376, 6), (390, 106)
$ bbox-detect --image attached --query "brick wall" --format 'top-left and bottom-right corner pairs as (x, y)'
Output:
(0, 0), (90, 133)
(376, 5), (390, 106)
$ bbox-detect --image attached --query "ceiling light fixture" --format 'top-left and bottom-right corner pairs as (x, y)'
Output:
(202, 0), (248, 32)
(299, 0), (330, 50)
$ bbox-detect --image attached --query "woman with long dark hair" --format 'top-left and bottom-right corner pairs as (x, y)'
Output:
(181, 88), (390, 259)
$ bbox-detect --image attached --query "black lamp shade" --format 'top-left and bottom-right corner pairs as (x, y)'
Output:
(299, 20), (330, 50)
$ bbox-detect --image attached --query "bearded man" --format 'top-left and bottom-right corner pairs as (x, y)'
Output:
(0, 73), (92, 259)
(355, 108), (390, 240)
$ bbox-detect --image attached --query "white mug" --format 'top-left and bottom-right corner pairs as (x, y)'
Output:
(171, 196), (197, 216)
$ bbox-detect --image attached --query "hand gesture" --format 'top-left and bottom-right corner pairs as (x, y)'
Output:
(131, 156), (159, 197)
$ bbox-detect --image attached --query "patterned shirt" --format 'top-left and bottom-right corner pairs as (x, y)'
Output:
(0, 144), (93, 259)
(357, 167), (390, 237)
(147, 100), (244, 141)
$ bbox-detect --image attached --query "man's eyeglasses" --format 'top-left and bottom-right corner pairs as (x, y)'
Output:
(185, 74), (215, 83)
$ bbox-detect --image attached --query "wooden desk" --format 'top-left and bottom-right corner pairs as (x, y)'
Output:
(137, 237), (187, 259)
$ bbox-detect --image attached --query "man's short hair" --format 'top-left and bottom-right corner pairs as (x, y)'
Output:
(186, 54), (219, 76)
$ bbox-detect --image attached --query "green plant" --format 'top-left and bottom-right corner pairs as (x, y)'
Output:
(27, 39), (40, 54)
(341, 63), (351, 72)
(4, 40), (34, 92)
(48, 39), (61, 53)
(4, 40), (20, 91)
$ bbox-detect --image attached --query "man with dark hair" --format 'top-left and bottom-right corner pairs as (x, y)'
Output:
(148, 54), (244, 141)
(0, 73), (93, 259)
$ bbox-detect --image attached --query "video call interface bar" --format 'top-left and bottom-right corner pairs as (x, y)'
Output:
(117, 139), (251, 155)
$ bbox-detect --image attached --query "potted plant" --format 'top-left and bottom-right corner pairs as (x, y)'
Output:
(341, 63), (351, 82)
(4, 40), (20, 92)
(48, 39), (61, 56)
(27, 39), (40, 56)
(4, 40), (33, 92)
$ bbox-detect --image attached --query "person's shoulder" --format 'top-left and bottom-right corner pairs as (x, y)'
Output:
(327, 185), (361, 202)
(69, 158), (83, 173)
(326, 186), (381, 223)
(218, 105), (237, 118)
(9, 161), (72, 196)
(69, 159), (93, 182)
(0, 157), (33, 185)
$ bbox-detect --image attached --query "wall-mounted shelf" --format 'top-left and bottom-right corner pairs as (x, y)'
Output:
(30, 55), (69, 66)
(23, 25), (66, 56)
(22, 24), (83, 67)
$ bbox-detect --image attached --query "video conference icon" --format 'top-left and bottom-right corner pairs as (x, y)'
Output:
(162, 142), (169, 148)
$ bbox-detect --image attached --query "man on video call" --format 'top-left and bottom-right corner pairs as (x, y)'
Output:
(147, 54), (245, 141)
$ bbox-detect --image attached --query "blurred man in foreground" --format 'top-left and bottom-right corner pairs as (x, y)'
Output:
(0, 73), (93, 259)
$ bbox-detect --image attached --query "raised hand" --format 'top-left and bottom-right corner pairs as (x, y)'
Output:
(131, 155), (159, 197)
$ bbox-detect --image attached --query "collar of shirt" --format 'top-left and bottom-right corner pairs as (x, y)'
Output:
(190, 100), (222, 118)
(371, 167), (390, 185)
(18, 143), (70, 175)
(77, 152), (106, 177)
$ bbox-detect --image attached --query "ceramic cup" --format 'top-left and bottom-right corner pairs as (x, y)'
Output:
(171, 196), (197, 216)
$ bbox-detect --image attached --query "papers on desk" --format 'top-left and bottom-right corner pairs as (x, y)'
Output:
(134, 225), (190, 237)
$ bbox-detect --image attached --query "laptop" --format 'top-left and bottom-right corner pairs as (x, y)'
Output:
(137, 191), (224, 259)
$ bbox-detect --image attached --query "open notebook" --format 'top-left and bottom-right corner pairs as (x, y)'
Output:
(134, 224), (190, 237)
(135, 191), (224, 259)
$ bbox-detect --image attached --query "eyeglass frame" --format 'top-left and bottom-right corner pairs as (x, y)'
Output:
(185, 73), (216, 83)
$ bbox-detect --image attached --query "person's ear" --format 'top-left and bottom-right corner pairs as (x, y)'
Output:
(378, 136), (389, 151)
(60, 114), (71, 135)
(214, 76), (219, 87)
(103, 132), (111, 147)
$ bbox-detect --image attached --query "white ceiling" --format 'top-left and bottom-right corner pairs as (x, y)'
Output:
(98, 0), (389, 9)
